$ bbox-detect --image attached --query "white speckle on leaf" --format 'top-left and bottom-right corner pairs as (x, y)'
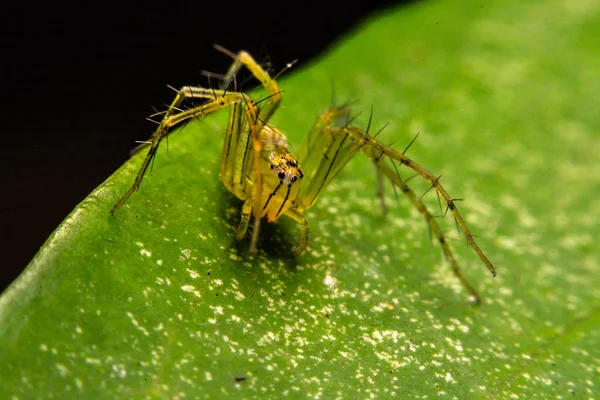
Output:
(140, 248), (152, 257)
(212, 305), (224, 315)
(187, 268), (200, 279)
(126, 312), (150, 336)
(181, 285), (202, 298)
(112, 364), (127, 379)
(56, 363), (70, 377)
(85, 357), (102, 365)
(323, 274), (337, 289)
(180, 248), (191, 260)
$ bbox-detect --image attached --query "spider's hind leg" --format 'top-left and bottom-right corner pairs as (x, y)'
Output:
(367, 151), (482, 304)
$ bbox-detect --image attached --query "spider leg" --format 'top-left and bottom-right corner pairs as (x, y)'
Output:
(214, 45), (283, 124)
(110, 90), (250, 215)
(370, 147), (390, 215)
(343, 126), (496, 279)
(294, 105), (362, 211)
(376, 166), (388, 215)
(369, 156), (482, 304)
(236, 198), (253, 241)
(294, 110), (493, 301)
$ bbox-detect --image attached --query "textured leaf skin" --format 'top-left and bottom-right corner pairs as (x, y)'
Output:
(1, 0), (600, 398)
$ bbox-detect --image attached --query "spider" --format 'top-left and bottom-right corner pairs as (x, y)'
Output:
(110, 45), (496, 303)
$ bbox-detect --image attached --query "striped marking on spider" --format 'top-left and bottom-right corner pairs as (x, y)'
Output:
(110, 45), (496, 303)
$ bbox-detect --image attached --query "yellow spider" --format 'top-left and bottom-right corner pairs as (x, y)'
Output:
(110, 45), (496, 303)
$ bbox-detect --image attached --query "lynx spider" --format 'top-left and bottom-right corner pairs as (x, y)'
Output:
(110, 45), (496, 303)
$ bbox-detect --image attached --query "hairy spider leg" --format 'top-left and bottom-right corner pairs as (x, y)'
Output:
(342, 126), (497, 279)
(215, 45), (282, 125)
(110, 90), (250, 215)
(294, 106), (364, 211)
(368, 154), (483, 303)
(291, 105), (493, 302)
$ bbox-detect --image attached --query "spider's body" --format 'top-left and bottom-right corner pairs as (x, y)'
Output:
(110, 46), (496, 303)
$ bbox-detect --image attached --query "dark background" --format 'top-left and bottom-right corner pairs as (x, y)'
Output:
(1, 1), (410, 292)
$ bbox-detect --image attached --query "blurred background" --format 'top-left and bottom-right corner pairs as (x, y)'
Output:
(1, 1), (411, 292)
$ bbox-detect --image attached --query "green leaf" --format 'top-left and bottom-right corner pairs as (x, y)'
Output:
(2, 0), (600, 398)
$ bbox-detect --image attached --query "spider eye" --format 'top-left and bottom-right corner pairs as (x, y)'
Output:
(278, 171), (285, 179)
(270, 164), (276, 169)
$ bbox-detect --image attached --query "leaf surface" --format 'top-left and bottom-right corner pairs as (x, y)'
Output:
(2, 0), (600, 398)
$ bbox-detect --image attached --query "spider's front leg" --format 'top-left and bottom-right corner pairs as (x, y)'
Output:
(109, 89), (249, 215)
(215, 45), (283, 124)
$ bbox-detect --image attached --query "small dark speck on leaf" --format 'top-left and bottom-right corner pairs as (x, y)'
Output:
(234, 376), (246, 382)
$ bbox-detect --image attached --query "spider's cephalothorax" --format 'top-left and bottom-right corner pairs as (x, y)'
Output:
(110, 45), (496, 303)
(269, 153), (304, 185)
